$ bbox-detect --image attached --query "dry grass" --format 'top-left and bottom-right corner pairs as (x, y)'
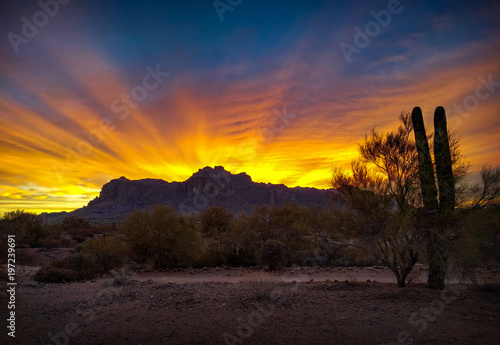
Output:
(110, 267), (134, 286)
(345, 271), (359, 285)
(243, 270), (276, 301)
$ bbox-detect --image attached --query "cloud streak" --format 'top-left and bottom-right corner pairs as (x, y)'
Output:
(0, 1), (499, 214)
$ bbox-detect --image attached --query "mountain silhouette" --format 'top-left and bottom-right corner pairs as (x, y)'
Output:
(42, 166), (337, 224)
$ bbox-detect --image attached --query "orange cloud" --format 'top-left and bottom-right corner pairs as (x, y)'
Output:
(0, 34), (499, 215)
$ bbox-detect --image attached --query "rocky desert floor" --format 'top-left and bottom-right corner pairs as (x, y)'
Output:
(3, 266), (500, 345)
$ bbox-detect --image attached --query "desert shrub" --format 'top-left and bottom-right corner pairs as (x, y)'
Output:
(38, 237), (68, 248)
(249, 206), (273, 242)
(49, 222), (65, 234)
(35, 248), (116, 284)
(0, 210), (49, 246)
(34, 267), (78, 283)
(245, 204), (326, 267)
(446, 206), (500, 282)
(256, 240), (286, 270)
(199, 241), (229, 267)
(197, 211), (260, 268)
(110, 267), (133, 286)
(34, 252), (102, 283)
(61, 216), (95, 242)
(67, 227), (94, 243)
(62, 216), (90, 230)
(94, 224), (120, 235)
(60, 253), (98, 273)
(201, 206), (233, 236)
(334, 249), (358, 267)
(270, 204), (316, 265)
(17, 250), (39, 265)
(337, 245), (378, 267)
(81, 236), (127, 272)
(123, 205), (202, 269)
(243, 271), (276, 301)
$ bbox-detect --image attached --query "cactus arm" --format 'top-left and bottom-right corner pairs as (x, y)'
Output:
(434, 106), (455, 213)
(411, 107), (439, 210)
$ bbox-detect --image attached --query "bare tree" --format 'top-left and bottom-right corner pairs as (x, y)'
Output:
(332, 162), (420, 287)
(358, 113), (420, 213)
(331, 113), (421, 287)
(470, 165), (500, 209)
(331, 111), (471, 287)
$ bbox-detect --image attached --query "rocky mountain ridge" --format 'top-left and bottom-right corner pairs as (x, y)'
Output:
(42, 166), (336, 224)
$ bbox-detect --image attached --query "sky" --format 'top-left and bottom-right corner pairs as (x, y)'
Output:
(0, 0), (499, 215)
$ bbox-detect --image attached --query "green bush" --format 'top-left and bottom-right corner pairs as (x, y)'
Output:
(33, 242), (125, 284)
(122, 205), (202, 269)
(81, 236), (127, 272)
(62, 216), (90, 230)
(201, 206), (233, 236)
(256, 240), (286, 270)
(67, 227), (94, 243)
(34, 253), (101, 284)
(446, 206), (500, 281)
(59, 253), (96, 272)
(39, 238), (68, 248)
(0, 210), (49, 246)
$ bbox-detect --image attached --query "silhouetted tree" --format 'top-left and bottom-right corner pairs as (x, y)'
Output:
(332, 159), (419, 287)
(62, 216), (91, 230)
(0, 210), (47, 246)
(469, 165), (500, 209)
(200, 206), (233, 236)
(122, 205), (201, 269)
(256, 240), (286, 270)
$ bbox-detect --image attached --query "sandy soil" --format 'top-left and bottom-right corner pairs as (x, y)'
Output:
(4, 267), (500, 345)
(133, 266), (406, 284)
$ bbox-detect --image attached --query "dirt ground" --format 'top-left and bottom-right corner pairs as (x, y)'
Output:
(4, 267), (500, 345)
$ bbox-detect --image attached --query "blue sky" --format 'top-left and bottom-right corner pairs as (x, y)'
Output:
(0, 0), (499, 213)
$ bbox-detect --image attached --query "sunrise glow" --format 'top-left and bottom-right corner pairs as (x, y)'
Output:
(1, 1), (499, 215)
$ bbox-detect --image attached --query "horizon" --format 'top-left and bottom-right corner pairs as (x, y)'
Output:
(38, 166), (335, 215)
(1, 1), (500, 215)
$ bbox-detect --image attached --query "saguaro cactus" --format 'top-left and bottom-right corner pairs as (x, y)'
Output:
(434, 106), (455, 213)
(411, 106), (455, 289)
(412, 107), (439, 211)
